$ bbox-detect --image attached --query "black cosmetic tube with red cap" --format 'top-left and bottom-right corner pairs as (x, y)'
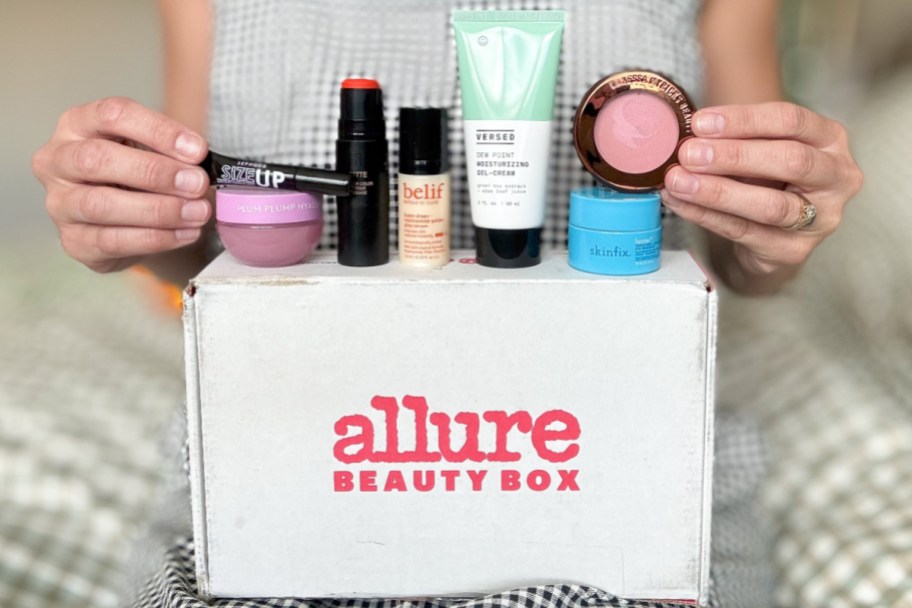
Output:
(336, 78), (390, 266)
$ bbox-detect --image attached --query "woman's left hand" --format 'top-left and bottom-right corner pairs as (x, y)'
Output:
(663, 101), (863, 291)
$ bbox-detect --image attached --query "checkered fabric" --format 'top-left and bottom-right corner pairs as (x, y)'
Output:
(713, 69), (912, 607)
(208, 0), (705, 253)
(0, 252), (185, 608)
(132, 548), (701, 608)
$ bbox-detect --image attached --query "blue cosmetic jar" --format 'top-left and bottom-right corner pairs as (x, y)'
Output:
(567, 187), (662, 276)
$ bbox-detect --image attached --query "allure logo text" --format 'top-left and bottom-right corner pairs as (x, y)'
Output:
(332, 395), (581, 493)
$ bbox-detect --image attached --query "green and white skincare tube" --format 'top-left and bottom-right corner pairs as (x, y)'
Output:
(454, 10), (565, 268)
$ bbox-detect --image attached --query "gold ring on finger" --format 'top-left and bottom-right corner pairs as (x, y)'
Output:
(785, 192), (817, 231)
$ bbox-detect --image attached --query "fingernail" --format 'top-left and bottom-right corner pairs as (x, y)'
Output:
(175, 228), (201, 242)
(695, 112), (725, 135)
(181, 200), (210, 223)
(684, 141), (714, 166)
(175, 133), (204, 159)
(661, 193), (682, 207)
(669, 171), (699, 195)
(175, 169), (205, 193)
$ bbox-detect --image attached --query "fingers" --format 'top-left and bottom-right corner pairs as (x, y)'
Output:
(49, 185), (211, 229)
(665, 167), (832, 232)
(664, 101), (861, 291)
(58, 224), (203, 274)
(661, 193), (813, 267)
(47, 185), (211, 272)
(33, 97), (212, 274)
(677, 137), (837, 189)
(53, 138), (210, 198)
(691, 101), (845, 149)
(61, 97), (208, 163)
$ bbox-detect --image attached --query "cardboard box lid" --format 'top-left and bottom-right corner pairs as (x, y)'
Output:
(191, 250), (713, 289)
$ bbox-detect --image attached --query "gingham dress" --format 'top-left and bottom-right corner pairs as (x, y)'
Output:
(207, 0), (706, 251)
(123, 1), (774, 606)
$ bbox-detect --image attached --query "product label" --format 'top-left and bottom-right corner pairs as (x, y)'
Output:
(350, 170), (374, 197)
(634, 236), (661, 265)
(216, 198), (322, 224)
(463, 119), (552, 229)
(398, 174), (451, 266)
(220, 164), (288, 189)
(589, 236), (659, 266)
(332, 395), (581, 493)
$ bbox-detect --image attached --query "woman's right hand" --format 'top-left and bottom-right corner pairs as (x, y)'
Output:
(32, 97), (211, 273)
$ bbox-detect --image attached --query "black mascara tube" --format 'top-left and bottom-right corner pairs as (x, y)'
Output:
(201, 150), (352, 197)
(335, 78), (390, 266)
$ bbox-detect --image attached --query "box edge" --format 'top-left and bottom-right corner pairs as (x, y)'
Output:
(697, 288), (719, 606)
(183, 283), (211, 599)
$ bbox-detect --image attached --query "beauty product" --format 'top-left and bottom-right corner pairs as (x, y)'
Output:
(567, 187), (661, 276)
(336, 78), (390, 267)
(215, 187), (323, 267)
(573, 71), (695, 192)
(398, 107), (450, 268)
(453, 10), (565, 268)
(201, 151), (351, 197)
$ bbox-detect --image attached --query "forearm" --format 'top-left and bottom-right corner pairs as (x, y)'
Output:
(149, 0), (214, 286)
(699, 0), (783, 107)
(158, 0), (211, 136)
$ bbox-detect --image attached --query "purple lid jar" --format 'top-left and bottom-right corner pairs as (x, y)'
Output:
(216, 187), (324, 267)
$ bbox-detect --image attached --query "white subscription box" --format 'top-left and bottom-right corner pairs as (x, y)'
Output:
(183, 250), (716, 604)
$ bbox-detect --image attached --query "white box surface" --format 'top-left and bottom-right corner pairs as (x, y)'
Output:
(184, 251), (716, 604)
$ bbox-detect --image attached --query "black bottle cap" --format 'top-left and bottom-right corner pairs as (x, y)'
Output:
(399, 108), (448, 175)
(475, 227), (541, 268)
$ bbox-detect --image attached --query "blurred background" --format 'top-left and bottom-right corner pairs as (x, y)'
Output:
(1, 2), (162, 250)
(1, 1), (911, 607)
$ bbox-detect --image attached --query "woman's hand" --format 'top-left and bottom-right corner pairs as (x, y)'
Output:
(32, 97), (211, 273)
(663, 102), (863, 294)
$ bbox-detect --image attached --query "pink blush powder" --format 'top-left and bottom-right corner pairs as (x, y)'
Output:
(593, 91), (679, 175)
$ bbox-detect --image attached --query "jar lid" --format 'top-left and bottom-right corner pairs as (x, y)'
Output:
(216, 187), (323, 225)
(569, 187), (661, 232)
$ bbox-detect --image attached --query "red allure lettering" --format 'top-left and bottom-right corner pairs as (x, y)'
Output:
(501, 469), (521, 491)
(333, 396), (581, 464)
(466, 469), (487, 491)
(429, 412), (485, 462)
(532, 410), (581, 462)
(557, 469), (580, 491)
(483, 411), (533, 462)
(334, 468), (579, 492)
(383, 470), (407, 492)
(333, 415), (374, 463)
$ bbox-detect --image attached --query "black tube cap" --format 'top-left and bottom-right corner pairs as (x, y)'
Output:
(399, 107), (448, 175)
(475, 227), (541, 268)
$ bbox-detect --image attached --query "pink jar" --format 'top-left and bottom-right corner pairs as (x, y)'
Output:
(216, 187), (324, 267)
